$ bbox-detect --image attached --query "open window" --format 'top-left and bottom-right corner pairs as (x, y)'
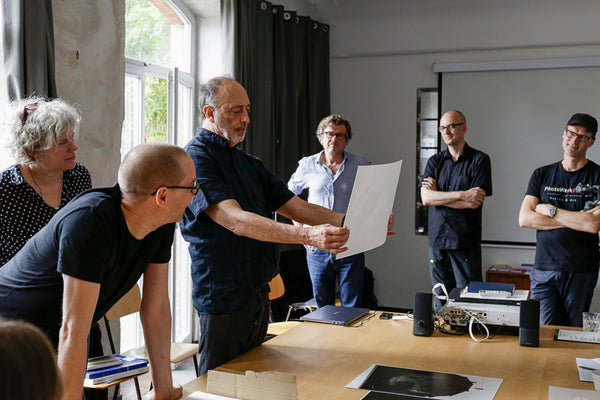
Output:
(121, 0), (196, 351)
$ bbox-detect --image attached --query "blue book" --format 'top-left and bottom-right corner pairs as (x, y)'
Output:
(85, 354), (148, 380)
(467, 281), (515, 294)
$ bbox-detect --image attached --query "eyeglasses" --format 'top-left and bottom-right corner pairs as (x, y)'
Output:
(22, 102), (40, 125)
(151, 178), (200, 196)
(323, 132), (347, 140)
(438, 122), (464, 133)
(565, 129), (594, 142)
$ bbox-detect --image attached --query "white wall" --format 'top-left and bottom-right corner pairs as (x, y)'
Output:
(322, 0), (600, 309)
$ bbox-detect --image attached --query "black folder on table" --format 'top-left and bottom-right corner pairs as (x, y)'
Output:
(300, 305), (370, 326)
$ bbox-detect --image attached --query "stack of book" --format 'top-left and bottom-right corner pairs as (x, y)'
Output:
(85, 354), (149, 385)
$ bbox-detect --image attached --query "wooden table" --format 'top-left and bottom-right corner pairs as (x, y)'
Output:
(182, 313), (599, 399)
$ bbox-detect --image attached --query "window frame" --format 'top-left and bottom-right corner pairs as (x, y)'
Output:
(415, 88), (439, 236)
(121, 0), (196, 349)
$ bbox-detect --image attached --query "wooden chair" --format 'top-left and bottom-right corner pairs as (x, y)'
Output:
(84, 285), (146, 400)
(266, 274), (301, 337)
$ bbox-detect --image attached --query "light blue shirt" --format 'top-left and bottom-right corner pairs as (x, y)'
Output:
(288, 151), (371, 214)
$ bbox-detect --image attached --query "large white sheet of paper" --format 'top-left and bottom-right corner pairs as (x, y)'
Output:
(336, 160), (402, 260)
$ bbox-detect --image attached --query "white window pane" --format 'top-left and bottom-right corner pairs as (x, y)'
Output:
(121, 75), (143, 160)
(420, 148), (438, 175)
(420, 91), (438, 119)
(420, 120), (438, 148)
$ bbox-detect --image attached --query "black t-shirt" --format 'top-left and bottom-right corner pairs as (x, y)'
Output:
(0, 184), (175, 345)
(526, 160), (600, 272)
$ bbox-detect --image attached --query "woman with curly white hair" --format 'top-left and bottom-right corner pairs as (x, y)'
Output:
(0, 96), (91, 266)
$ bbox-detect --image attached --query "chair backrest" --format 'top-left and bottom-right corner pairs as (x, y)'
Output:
(268, 274), (285, 300)
(105, 284), (142, 322)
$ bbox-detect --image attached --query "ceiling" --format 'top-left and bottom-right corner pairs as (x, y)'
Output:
(179, 0), (341, 22)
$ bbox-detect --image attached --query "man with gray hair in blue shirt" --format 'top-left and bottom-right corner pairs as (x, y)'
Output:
(288, 114), (371, 308)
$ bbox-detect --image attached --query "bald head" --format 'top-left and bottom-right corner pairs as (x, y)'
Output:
(118, 143), (191, 203)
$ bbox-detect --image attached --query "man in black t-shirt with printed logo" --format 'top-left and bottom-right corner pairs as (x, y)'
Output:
(519, 113), (600, 327)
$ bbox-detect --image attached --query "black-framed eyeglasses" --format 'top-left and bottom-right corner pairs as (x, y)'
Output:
(323, 132), (347, 140)
(22, 102), (40, 125)
(438, 122), (464, 133)
(565, 129), (594, 142)
(151, 178), (200, 196)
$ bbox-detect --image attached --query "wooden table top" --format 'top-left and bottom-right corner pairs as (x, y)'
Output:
(182, 312), (600, 399)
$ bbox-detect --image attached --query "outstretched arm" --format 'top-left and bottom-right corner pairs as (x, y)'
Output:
(205, 197), (349, 253)
(141, 263), (182, 400)
(58, 276), (101, 400)
(420, 177), (486, 209)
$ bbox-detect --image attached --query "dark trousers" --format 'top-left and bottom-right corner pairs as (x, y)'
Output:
(530, 269), (598, 327)
(429, 246), (482, 311)
(197, 285), (270, 376)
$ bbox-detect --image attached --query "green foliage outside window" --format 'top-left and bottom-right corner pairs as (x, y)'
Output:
(144, 76), (168, 143)
(125, 0), (170, 65)
(125, 0), (170, 143)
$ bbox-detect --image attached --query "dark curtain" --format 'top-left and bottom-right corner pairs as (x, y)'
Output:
(228, 0), (330, 181)
(2, 0), (57, 100)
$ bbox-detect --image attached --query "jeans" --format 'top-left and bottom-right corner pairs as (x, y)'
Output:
(306, 247), (365, 308)
(530, 269), (598, 327)
(196, 285), (270, 376)
(428, 247), (482, 311)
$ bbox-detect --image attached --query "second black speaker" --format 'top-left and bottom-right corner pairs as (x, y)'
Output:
(519, 299), (540, 347)
(413, 292), (433, 337)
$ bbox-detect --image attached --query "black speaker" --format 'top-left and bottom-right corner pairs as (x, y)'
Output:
(519, 300), (540, 347)
(413, 292), (433, 337)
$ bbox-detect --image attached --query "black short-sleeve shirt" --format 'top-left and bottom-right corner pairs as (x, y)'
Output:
(180, 128), (295, 314)
(525, 160), (600, 272)
(0, 184), (175, 345)
(421, 144), (493, 249)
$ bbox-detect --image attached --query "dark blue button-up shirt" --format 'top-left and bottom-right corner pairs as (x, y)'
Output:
(421, 144), (492, 250)
(180, 128), (295, 314)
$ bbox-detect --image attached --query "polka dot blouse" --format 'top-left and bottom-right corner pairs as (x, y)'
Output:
(0, 163), (92, 266)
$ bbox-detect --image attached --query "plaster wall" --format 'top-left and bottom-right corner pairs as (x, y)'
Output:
(52, 0), (125, 187)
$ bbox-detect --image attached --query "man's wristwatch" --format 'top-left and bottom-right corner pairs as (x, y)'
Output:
(548, 207), (557, 218)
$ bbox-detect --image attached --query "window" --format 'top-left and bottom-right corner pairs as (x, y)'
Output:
(121, 0), (195, 351)
(415, 88), (439, 235)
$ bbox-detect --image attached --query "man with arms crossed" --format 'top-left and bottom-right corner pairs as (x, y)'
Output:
(0, 143), (194, 400)
(420, 110), (492, 310)
(181, 77), (394, 376)
(519, 113), (600, 327)
(288, 114), (371, 308)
